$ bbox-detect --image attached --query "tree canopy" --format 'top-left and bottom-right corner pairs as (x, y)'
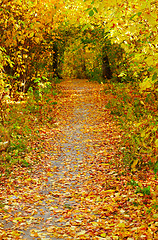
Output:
(0, 0), (157, 90)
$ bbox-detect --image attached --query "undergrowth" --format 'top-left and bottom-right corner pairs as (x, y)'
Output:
(104, 82), (158, 175)
(0, 80), (59, 177)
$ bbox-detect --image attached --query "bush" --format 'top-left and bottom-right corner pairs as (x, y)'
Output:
(105, 82), (158, 173)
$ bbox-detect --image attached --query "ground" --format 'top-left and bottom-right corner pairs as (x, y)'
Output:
(0, 79), (157, 240)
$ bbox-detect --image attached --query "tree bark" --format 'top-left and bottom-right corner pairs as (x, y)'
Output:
(102, 47), (112, 80)
(53, 42), (62, 79)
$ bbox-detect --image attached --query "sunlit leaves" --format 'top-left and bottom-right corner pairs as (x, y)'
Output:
(0, 0), (65, 96)
(89, 0), (158, 92)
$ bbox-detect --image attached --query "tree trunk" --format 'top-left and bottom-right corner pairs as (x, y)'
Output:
(102, 47), (112, 80)
(53, 42), (62, 79)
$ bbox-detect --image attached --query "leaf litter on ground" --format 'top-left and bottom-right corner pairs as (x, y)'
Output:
(0, 79), (157, 240)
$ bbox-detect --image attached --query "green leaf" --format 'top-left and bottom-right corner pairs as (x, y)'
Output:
(138, 12), (142, 17)
(93, 7), (98, 13)
(81, 24), (89, 31)
(155, 139), (158, 147)
(153, 214), (158, 219)
(34, 78), (41, 83)
(130, 14), (137, 20)
(89, 10), (94, 16)
(152, 73), (157, 81)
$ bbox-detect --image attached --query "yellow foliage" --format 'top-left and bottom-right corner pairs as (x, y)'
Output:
(131, 159), (139, 171)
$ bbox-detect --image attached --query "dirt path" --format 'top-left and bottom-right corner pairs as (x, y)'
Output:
(1, 79), (157, 239)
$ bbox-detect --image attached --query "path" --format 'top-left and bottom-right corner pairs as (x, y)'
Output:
(1, 79), (157, 239)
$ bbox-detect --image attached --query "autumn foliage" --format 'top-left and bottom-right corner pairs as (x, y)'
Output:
(0, 0), (158, 238)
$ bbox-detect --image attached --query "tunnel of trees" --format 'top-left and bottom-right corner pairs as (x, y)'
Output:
(0, 0), (157, 170)
(0, 0), (133, 93)
(0, 2), (157, 238)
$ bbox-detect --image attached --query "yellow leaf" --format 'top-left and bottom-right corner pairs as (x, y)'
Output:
(104, 189), (115, 194)
(92, 222), (98, 226)
(100, 233), (106, 237)
(140, 78), (152, 91)
(26, 178), (32, 181)
(35, 37), (40, 43)
(30, 229), (39, 237)
(117, 222), (126, 228)
(11, 231), (21, 237)
(76, 230), (86, 236)
(29, 32), (34, 38)
(129, 25), (137, 33)
(131, 159), (138, 170)
(3, 214), (10, 220)
(141, 131), (146, 138)
(47, 226), (55, 233)
(13, 217), (24, 222)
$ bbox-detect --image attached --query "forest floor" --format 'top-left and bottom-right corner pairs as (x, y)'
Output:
(0, 79), (158, 240)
